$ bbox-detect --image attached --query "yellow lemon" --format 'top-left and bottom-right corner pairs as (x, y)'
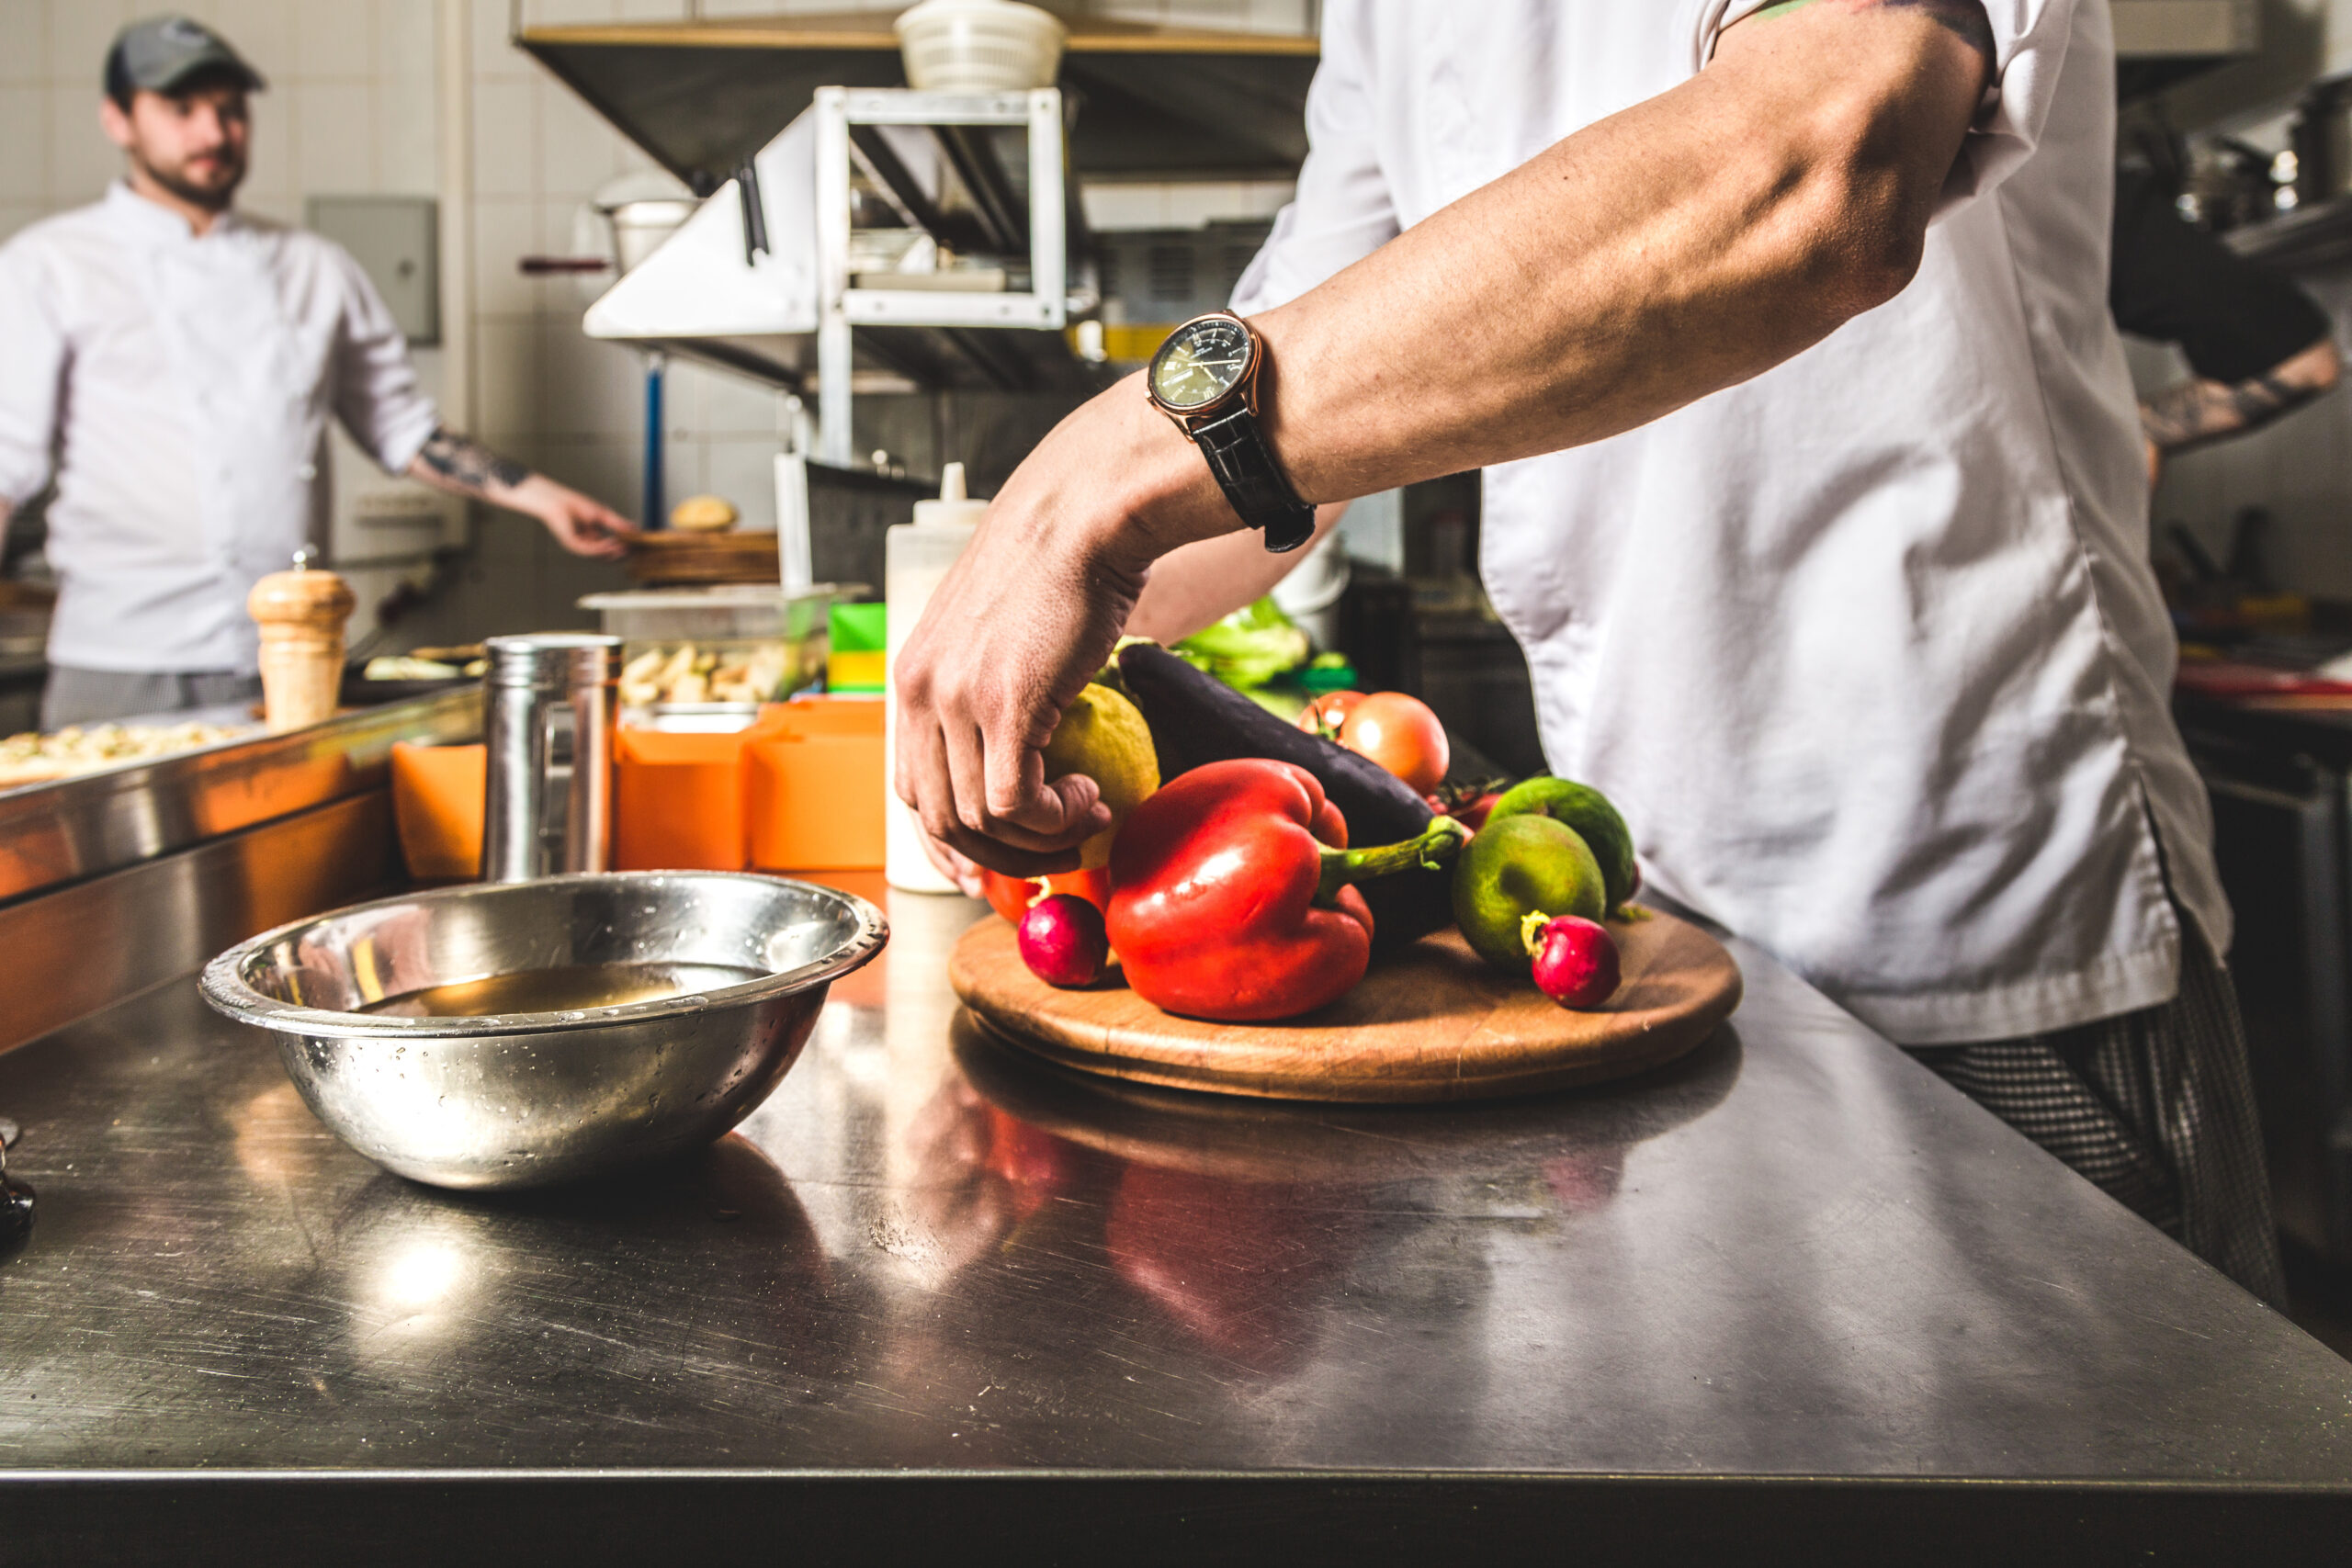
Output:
(1042, 683), (1159, 870)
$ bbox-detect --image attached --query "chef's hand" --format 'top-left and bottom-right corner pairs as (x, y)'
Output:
(510, 476), (636, 559)
(893, 375), (1239, 877)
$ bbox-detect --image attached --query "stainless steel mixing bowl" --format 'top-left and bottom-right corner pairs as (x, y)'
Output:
(200, 873), (887, 1190)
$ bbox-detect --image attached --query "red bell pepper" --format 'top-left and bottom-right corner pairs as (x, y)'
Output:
(1106, 758), (1467, 1021)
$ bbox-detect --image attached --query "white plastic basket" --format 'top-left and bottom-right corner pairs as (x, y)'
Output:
(893, 0), (1066, 93)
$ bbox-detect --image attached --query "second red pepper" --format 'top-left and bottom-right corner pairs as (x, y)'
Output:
(1107, 758), (1466, 1022)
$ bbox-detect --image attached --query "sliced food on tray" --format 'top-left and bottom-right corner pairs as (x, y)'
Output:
(0, 719), (255, 790)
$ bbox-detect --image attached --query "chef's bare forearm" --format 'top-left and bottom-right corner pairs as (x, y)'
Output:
(406, 427), (533, 504)
(1126, 503), (1346, 642)
(1091, 2), (1990, 570)
(2142, 335), (2341, 455)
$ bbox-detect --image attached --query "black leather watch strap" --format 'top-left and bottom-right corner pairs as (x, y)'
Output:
(1190, 405), (1317, 553)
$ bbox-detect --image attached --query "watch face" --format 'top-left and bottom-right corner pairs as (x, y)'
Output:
(1148, 317), (1251, 412)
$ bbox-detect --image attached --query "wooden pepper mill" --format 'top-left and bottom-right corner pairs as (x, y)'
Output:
(246, 549), (356, 733)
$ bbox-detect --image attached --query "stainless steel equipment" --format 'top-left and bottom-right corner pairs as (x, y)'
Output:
(481, 634), (621, 883)
(198, 872), (887, 1190)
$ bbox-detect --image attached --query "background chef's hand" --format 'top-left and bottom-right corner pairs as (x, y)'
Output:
(893, 375), (1238, 877)
(512, 475), (636, 558)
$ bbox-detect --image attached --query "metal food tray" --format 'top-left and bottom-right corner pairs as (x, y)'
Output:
(0, 687), (481, 906)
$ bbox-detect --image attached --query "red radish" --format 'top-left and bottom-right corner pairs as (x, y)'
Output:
(1529, 915), (1620, 1009)
(1019, 893), (1111, 987)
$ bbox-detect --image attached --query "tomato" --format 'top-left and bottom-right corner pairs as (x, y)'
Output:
(1295, 690), (1364, 739)
(980, 866), (1112, 924)
(1338, 692), (1450, 795)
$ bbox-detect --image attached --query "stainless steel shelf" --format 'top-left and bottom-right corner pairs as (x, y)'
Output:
(515, 12), (1318, 197)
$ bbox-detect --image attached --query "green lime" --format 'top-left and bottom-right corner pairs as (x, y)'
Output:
(1487, 777), (1637, 913)
(1453, 814), (1606, 973)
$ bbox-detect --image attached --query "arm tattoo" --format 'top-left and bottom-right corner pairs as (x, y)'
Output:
(415, 427), (531, 494)
(2143, 374), (2324, 456)
(1752, 0), (1996, 69)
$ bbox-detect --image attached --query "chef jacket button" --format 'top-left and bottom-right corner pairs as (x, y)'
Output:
(297, 464), (317, 480)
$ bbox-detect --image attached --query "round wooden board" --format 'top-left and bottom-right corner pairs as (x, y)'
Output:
(948, 909), (1743, 1103)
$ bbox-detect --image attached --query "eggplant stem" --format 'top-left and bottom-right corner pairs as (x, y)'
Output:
(1315, 816), (1468, 908)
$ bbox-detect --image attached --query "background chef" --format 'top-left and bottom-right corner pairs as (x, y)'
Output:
(0, 15), (634, 729)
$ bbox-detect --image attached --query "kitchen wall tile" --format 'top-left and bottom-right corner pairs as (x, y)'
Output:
(471, 0), (533, 80)
(539, 192), (605, 265)
(470, 74), (535, 197)
(376, 63), (439, 197)
(47, 0), (128, 89)
(657, 358), (707, 436)
(539, 325), (644, 442)
(703, 435), (782, 532)
(659, 434), (709, 519)
(295, 79), (379, 194)
(536, 434), (637, 521)
(530, 0), (620, 24)
(0, 86), (50, 202)
(697, 364), (785, 438)
(537, 76), (620, 203)
(1, 6), (47, 86)
(45, 88), (116, 209)
(473, 195), (539, 315)
(236, 118), (297, 216)
(293, 0), (374, 80)
(474, 313), (543, 445)
(379, 0), (437, 98)
(198, 0), (293, 81)
(239, 188), (300, 227)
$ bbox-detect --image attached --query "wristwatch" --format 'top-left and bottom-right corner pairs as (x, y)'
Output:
(1145, 312), (1317, 553)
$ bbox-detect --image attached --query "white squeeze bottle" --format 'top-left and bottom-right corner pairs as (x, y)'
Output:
(885, 462), (989, 892)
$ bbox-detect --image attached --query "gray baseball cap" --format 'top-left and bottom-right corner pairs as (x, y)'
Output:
(105, 15), (267, 98)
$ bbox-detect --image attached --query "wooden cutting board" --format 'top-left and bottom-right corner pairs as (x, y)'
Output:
(949, 908), (1742, 1103)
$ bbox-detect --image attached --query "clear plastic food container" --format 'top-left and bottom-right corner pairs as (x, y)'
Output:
(577, 584), (847, 709)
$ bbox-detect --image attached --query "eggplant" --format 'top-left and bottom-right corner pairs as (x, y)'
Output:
(1114, 642), (1453, 950)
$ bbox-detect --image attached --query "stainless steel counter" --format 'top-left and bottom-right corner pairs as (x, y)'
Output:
(3, 880), (2351, 1561)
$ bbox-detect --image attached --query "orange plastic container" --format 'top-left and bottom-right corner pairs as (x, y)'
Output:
(613, 724), (768, 872)
(390, 740), (486, 882)
(747, 697), (886, 871)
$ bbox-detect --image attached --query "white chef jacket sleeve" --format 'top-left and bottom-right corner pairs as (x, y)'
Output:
(1701, 0), (2078, 218)
(0, 236), (64, 506)
(1229, 0), (1399, 315)
(325, 241), (441, 476)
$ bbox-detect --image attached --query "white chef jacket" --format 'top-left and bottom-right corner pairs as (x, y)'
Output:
(0, 182), (439, 672)
(1234, 0), (2224, 1045)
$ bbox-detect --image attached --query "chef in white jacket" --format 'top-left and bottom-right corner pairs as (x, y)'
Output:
(0, 16), (633, 728)
(893, 1), (2287, 1303)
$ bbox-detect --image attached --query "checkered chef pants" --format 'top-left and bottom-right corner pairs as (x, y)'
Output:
(1910, 924), (2287, 1307)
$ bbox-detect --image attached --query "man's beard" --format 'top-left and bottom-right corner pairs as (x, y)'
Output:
(135, 148), (243, 212)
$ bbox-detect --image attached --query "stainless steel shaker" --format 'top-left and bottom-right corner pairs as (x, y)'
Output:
(481, 634), (623, 883)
